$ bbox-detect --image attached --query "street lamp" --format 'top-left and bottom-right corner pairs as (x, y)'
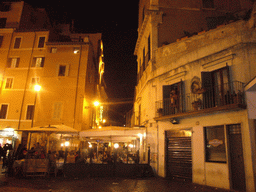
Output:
(31, 84), (41, 128)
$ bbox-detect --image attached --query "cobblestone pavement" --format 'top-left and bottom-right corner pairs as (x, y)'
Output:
(0, 174), (243, 192)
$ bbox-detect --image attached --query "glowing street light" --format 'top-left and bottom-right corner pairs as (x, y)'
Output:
(34, 84), (41, 92)
(94, 101), (100, 107)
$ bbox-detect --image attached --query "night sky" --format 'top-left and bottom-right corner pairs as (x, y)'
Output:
(25, 0), (139, 125)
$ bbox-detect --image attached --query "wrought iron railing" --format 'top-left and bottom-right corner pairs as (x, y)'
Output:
(155, 81), (245, 118)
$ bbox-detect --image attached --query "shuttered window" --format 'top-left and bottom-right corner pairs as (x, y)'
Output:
(52, 102), (63, 120)
(26, 105), (34, 120)
(0, 104), (8, 119)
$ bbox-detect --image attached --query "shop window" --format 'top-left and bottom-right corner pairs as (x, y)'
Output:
(32, 57), (45, 67)
(5, 78), (13, 89)
(26, 105), (34, 120)
(0, 104), (8, 119)
(205, 125), (226, 163)
(14, 37), (21, 49)
(38, 37), (45, 48)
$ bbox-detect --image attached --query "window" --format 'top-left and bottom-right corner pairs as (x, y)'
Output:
(0, 18), (7, 28)
(50, 47), (57, 53)
(0, 104), (8, 119)
(202, 66), (230, 108)
(52, 102), (63, 120)
(32, 57), (45, 67)
(5, 78), (13, 89)
(163, 81), (183, 115)
(202, 0), (214, 8)
(26, 105), (34, 120)
(0, 3), (11, 12)
(14, 37), (21, 49)
(38, 37), (45, 48)
(0, 36), (3, 47)
(58, 65), (69, 77)
(205, 125), (226, 163)
(31, 77), (40, 89)
(7, 58), (20, 68)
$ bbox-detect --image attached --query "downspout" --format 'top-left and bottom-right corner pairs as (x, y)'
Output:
(18, 31), (37, 130)
(73, 44), (82, 129)
(157, 122), (159, 175)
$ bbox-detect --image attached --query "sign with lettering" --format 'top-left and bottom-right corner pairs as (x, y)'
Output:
(209, 139), (223, 147)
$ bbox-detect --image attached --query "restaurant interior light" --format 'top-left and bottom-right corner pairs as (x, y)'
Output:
(65, 141), (70, 147)
(114, 143), (119, 149)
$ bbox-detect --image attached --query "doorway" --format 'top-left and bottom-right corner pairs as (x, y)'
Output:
(227, 124), (246, 191)
(165, 129), (192, 180)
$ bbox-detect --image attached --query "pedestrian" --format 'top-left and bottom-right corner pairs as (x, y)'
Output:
(0, 144), (3, 162)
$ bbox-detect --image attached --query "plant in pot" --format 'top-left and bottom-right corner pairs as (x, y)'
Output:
(157, 108), (163, 116)
(192, 99), (202, 110)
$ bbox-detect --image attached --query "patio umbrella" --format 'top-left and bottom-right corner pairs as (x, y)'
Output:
(19, 124), (79, 134)
(19, 124), (79, 152)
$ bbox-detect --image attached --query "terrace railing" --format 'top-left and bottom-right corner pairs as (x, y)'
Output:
(155, 81), (245, 118)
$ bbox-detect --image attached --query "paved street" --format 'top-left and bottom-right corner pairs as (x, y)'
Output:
(0, 173), (242, 192)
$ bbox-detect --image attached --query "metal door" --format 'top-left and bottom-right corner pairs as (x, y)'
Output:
(166, 130), (192, 180)
(228, 124), (246, 191)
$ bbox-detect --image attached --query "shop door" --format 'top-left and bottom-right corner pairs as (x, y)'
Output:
(228, 124), (246, 191)
(166, 129), (192, 180)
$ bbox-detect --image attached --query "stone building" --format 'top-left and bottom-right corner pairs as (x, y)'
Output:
(0, 1), (106, 147)
(133, 0), (256, 191)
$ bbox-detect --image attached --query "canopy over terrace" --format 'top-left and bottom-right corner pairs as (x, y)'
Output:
(19, 124), (79, 153)
(80, 126), (146, 163)
(79, 126), (146, 143)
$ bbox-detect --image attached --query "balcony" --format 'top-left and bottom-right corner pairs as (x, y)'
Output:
(155, 81), (246, 120)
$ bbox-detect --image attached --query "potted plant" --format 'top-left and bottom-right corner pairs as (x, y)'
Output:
(157, 108), (163, 116)
(192, 99), (202, 110)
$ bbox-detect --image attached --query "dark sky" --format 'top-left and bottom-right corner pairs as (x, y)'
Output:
(25, 0), (139, 125)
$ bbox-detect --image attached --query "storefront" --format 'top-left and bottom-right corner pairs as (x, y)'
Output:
(0, 128), (19, 148)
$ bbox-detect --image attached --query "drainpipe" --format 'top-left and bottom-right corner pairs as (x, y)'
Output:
(157, 122), (159, 175)
(73, 44), (82, 129)
(18, 31), (37, 130)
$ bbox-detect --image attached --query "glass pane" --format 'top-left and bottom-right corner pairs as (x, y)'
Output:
(205, 126), (226, 162)
(14, 38), (21, 49)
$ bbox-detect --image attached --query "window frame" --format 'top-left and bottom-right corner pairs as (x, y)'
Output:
(52, 102), (63, 120)
(5, 77), (13, 89)
(57, 64), (69, 77)
(50, 47), (57, 53)
(13, 37), (22, 49)
(204, 125), (227, 163)
(7, 57), (20, 68)
(26, 105), (35, 120)
(0, 104), (8, 119)
(0, 35), (3, 47)
(32, 57), (45, 68)
(30, 77), (40, 89)
(38, 36), (46, 48)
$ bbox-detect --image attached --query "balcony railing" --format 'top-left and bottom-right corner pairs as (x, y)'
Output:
(155, 81), (246, 118)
